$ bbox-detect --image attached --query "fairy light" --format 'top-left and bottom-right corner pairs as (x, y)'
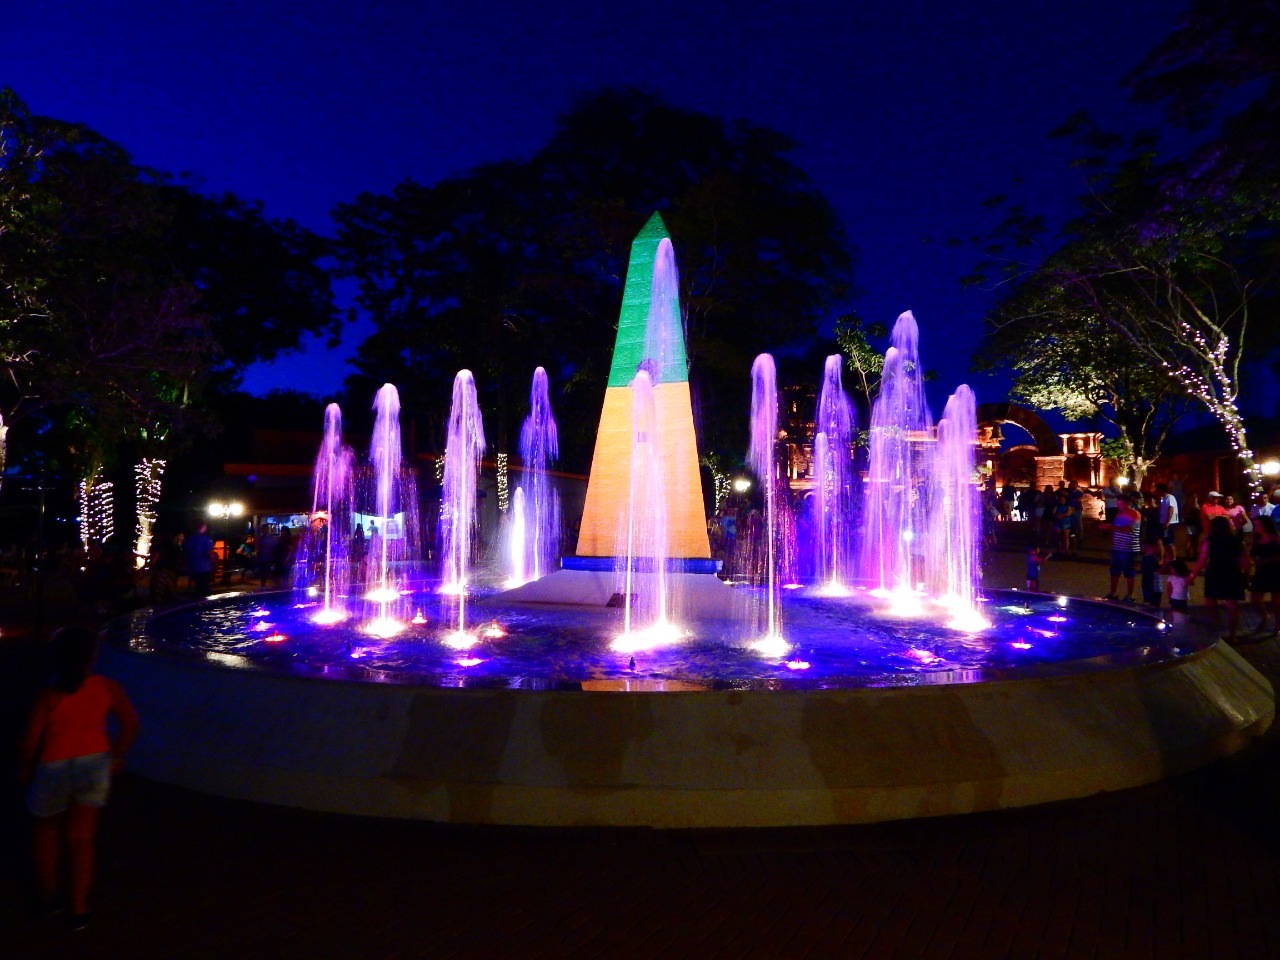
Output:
(78, 470), (115, 548)
(133, 458), (166, 566)
(496, 452), (510, 513)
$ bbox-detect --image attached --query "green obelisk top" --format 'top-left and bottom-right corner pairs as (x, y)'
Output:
(606, 211), (690, 388)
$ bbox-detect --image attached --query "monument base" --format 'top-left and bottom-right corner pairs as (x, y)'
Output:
(492, 565), (749, 619)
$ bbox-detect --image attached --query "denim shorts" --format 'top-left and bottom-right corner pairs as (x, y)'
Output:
(27, 752), (113, 816)
(1110, 550), (1138, 578)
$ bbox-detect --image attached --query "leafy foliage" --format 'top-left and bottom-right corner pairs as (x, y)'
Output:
(0, 89), (338, 483)
(333, 88), (855, 470)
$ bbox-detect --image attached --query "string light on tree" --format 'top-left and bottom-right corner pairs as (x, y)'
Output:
(78, 470), (115, 548)
(134, 458), (166, 566)
(496, 452), (509, 513)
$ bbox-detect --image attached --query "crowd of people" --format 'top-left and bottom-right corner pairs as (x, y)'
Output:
(1003, 476), (1280, 645)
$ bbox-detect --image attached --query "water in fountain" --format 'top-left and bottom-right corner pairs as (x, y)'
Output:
(304, 403), (355, 623)
(363, 384), (415, 636)
(859, 311), (935, 611)
(748, 353), (787, 656)
(612, 370), (675, 652)
(813, 355), (856, 592)
(439, 370), (486, 645)
(927, 385), (988, 630)
(512, 366), (560, 585)
(508, 487), (528, 587)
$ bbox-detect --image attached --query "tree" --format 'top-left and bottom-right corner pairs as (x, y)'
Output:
(969, 106), (1280, 493)
(334, 88), (855, 471)
(0, 89), (213, 490)
(974, 286), (1190, 485)
(1, 89), (340, 556)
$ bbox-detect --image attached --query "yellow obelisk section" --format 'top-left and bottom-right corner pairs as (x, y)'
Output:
(576, 382), (710, 559)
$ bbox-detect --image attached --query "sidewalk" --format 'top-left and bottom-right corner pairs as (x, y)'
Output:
(3, 534), (1279, 959)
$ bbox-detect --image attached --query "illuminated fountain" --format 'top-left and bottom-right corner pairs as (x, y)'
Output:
(747, 354), (786, 657)
(439, 369), (486, 647)
(299, 404), (355, 624)
(859, 311), (935, 615)
(812, 354), (856, 593)
(361, 384), (420, 637)
(109, 214), (1273, 831)
(928, 385), (987, 631)
(507, 367), (560, 587)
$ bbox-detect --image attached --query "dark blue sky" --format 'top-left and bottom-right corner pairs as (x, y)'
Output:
(5, 0), (1183, 418)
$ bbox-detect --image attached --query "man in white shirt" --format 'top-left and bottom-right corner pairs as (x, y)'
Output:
(1156, 482), (1179, 563)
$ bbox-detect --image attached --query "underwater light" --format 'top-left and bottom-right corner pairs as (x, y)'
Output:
(364, 617), (405, 639)
(946, 608), (992, 632)
(311, 608), (347, 626)
(612, 620), (688, 654)
(411, 611), (427, 625)
(363, 586), (400, 604)
(1010, 641), (1033, 650)
(456, 657), (484, 667)
(815, 581), (852, 598)
(264, 632), (288, 643)
(443, 631), (479, 650)
(1047, 616), (1068, 623)
(307, 586), (320, 598)
(784, 659), (811, 670)
(252, 621), (275, 632)
(750, 634), (790, 658)
(906, 647), (940, 664)
(482, 622), (506, 639)
(438, 581), (467, 596)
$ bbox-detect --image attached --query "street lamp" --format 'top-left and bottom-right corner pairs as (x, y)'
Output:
(207, 500), (245, 519)
(1261, 460), (1280, 478)
(732, 477), (752, 493)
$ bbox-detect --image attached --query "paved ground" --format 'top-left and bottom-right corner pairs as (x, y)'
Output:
(3, 523), (1279, 959)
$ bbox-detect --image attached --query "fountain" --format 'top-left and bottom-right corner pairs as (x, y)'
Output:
(439, 370), (486, 646)
(812, 355), (856, 592)
(508, 367), (560, 587)
(747, 354), (786, 657)
(298, 403), (355, 624)
(105, 215), (1272, 830)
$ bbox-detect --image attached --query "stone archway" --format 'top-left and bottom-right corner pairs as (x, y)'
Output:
(976, 402), (1059, 456)
(976, 402), (1064, 490)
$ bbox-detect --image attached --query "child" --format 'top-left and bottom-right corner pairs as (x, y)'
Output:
(1164, 558), (1190, 614)
(1026, 546), (1051, 591)
(19, 627), (140, 930)
(1140, 542), (1162, 607)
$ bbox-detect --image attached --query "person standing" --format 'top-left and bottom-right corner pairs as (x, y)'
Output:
(1066, 482), (1086, 550)
(1200, 491), (1229, 533)
(1189, 516), (1251, 644)
(1183, 492), (1202, 559)
(183, 523), (215, 596)
(1101, 480), (1120, 524)
(1155, 482), (1180, 563)
(1222, 494), (1250, 538)
(1102, 493), (1142, 603)
(18, 627), (140, 930)
(1248, 515), (1280, 637)
(1051, 491), (1075, 558)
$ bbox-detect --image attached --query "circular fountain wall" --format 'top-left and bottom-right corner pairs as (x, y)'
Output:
(104, 583), (1273, 828)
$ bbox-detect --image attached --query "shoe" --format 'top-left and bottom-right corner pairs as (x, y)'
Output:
(68, 912), (92, 932)
(1122, 597), (1136, 605)
(1104, 594), (1119, 601)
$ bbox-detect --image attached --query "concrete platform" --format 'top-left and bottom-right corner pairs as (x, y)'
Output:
(101, 615), (1273, 828)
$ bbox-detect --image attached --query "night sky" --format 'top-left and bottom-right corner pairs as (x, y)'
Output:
(5, 0), (1184, 419)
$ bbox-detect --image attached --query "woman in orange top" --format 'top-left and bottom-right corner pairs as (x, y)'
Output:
(19, 626), (139, 931)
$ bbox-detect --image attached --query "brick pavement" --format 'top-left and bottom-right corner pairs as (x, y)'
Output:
(3, 524), (1279, 959)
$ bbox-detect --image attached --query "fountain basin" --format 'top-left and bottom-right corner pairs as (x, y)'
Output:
(104, 590), (1273, 827)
